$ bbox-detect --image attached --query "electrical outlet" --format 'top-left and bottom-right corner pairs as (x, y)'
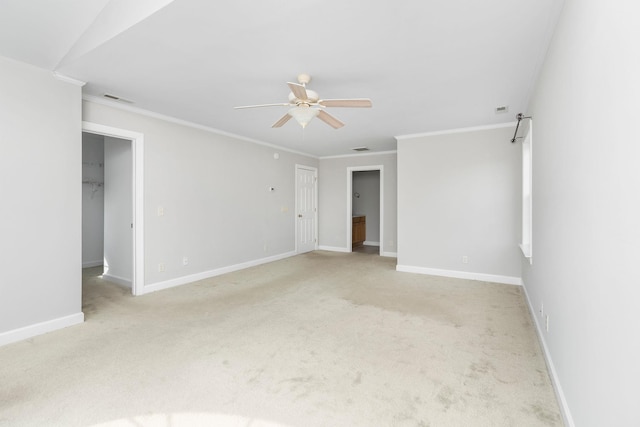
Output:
(182, 257), (188, 266)
(545, 315), (549, 332)
(462, 256), (469, 264)
(157, 206), (164, 217)
(158, 262), (165, 272)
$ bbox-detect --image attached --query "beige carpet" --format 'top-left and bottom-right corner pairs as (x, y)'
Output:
(0, 251), (562, 426)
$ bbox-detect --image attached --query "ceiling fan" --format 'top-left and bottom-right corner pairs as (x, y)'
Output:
(234, 74), (372, 129)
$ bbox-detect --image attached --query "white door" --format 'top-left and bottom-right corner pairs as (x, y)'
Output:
(296, 165), (317, 253)
(103, 137), (133, 287)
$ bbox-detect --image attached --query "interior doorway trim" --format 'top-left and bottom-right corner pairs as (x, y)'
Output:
(347, 165), (384, 253)
(82, 121), (144, 296)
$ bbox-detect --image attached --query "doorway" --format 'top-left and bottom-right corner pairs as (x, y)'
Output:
(81, 122), (144, 295)
(347, 166), (383, 254)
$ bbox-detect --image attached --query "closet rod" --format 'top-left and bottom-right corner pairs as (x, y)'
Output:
(511, 113), (532, 143)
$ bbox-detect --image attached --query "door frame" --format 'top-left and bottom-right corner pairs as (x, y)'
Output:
(82, 121), (145, 296)
(295, 164), (318, 253)
(347, 165), (384, 253)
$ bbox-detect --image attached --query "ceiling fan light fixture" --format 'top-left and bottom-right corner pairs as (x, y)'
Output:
(288, 105), (319, 128)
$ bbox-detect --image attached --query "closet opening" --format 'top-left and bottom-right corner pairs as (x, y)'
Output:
(81, 122), (144, 298)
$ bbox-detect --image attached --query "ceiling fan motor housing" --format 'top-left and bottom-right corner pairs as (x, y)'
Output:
(288, 89), (319, 104)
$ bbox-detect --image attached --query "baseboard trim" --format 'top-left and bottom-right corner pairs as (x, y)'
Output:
(318, 245), (350, 253)
(102, 273), (132, 288)
(82, 260), (103, 268)
(521, 283), (575, 427)
(0, 312), (84, 347)
(143, 251), (297, 295)
(363, 241), (380, 246)
(395, 265), (522, 286)
(318, 245), (397, 257)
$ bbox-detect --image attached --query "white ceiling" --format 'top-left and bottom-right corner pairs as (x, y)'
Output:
(0, 0), (562, 157)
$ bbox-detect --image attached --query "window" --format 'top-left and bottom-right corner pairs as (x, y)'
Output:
(520, 123), (533, 262)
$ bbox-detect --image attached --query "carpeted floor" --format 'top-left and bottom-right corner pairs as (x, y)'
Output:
(0, 251), (562, 426)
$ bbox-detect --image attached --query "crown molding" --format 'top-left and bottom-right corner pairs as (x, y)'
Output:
(319, 149), (397, 160)
(53, 72), (86, 87)
(82, 95), (318, 159)
(395, 121), (517, 141)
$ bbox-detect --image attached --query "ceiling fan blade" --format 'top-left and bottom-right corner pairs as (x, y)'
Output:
(287, 82), (308, 100)
(317, 110), (345, 129)
(318, 99), (372, 108)
(271, 113), (292, 128)
(234, 103), (290, 109)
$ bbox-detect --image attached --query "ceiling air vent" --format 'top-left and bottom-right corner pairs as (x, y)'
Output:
(103, 93), (134, 104)
(352, 147), (370, 152)
(495, 105), (509, 114)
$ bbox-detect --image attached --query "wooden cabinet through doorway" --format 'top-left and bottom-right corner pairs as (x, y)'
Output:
(352, 215), (366, 248)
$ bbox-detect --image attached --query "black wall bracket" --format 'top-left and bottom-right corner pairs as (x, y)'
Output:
(511, 113), (532, 143)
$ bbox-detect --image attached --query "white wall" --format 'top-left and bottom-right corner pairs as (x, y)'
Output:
(318, 153), (397, 255)
(352, 170), (380, 244)
(103, 136), (133, 286)
(83, 100), (318, 289)
(82, 133), (104, 267)
(522, 0), (640, 425)
(0, 55), (83, 342)
(397, 125), (521, 283)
